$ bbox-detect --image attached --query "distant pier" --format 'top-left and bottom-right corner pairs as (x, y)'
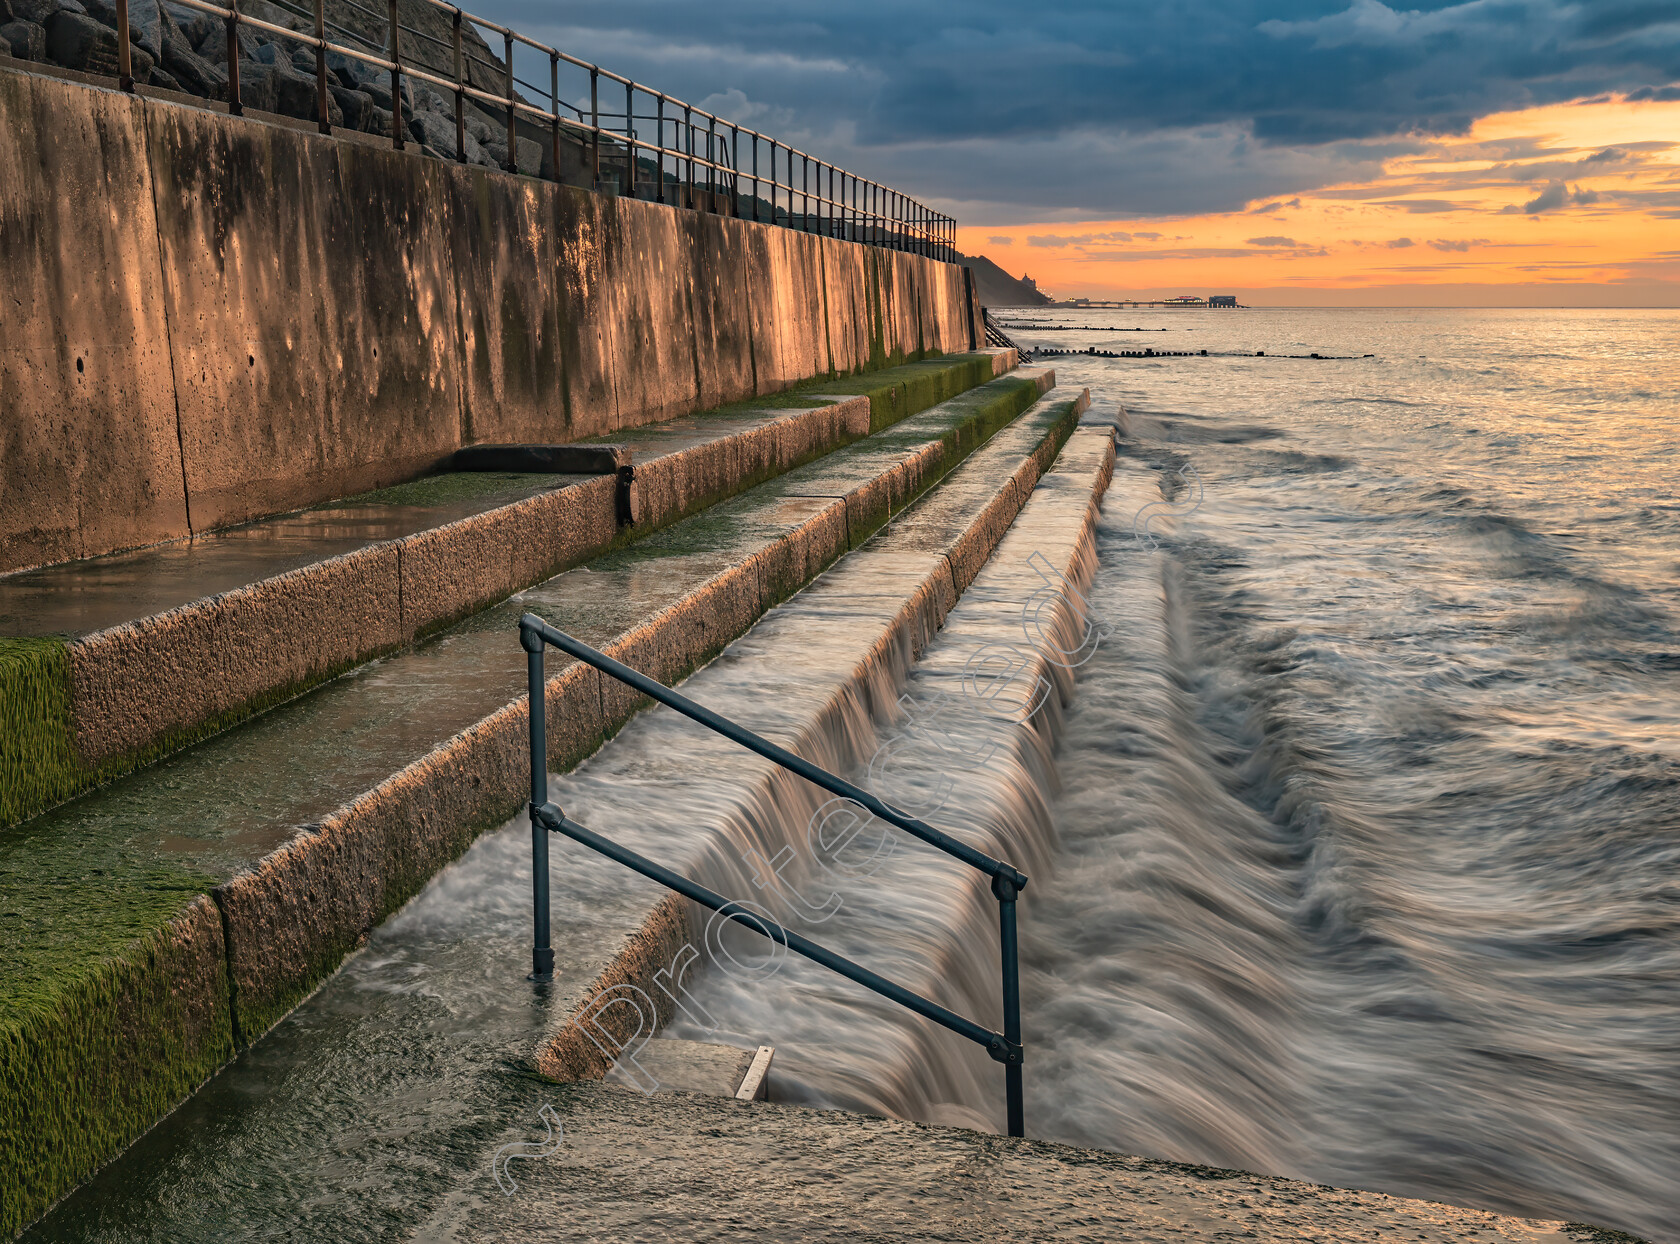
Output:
(1048, 296), (1245, 308)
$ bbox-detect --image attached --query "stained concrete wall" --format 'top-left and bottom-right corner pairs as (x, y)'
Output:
(0, 61), (979, 575)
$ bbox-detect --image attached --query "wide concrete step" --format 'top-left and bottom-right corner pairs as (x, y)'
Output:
(13, 380), (1093, 1243)
(0, 350), (1015, 832)
(441, 1082), (1634, 1243)
(0, 363), (1059, 1238)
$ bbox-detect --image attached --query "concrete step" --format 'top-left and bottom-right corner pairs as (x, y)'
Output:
(0, 364), (1061, 1238)
(447, 1082), (1632, 1243)
(0, 351), (1016, 832)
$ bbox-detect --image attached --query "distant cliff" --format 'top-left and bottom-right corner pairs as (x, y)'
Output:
(958, 252), (1052, 307)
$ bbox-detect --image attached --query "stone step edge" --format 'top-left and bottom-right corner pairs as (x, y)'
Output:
(209, 376), (1075, 1049)
(532, 402), (1107, 1084)
(4, 358), (1012, 834)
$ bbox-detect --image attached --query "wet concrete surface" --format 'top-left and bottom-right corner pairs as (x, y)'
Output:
(14, 392), (1083, 1244)
(0, 400), (839, 642)
(0, 381), (1063, 1167)
(423, 1082), (1616, 1244)
(0, 473), (585, 639)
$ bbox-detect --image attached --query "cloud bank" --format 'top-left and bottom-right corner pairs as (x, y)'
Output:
(477, 0), (1680, 218)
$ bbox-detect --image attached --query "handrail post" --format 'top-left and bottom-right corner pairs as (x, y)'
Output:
(626, 81), (636, 195)
(522, 622), (554, 980)
(590, 67), (601, 186)
(116, 0), (133, 90)
(452, 10), (465, 161)
(313, 0), (329, 133)
(684, 104), (694, 207)
(656, 94), (667, 203)
(225, 0), (242, 116)
(549, 52), (560, 183)
(993, 873), (1024, 1138)
(388, 0), (403, 149)
(504, 31), (517, 173)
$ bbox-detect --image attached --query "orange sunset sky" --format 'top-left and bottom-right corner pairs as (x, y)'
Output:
(956, 97), (1680, 306)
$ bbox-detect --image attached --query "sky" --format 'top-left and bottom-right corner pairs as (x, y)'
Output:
(480, 1), (1680, 305)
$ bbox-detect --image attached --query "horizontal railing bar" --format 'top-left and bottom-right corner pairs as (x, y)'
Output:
(521, 615), (1026, 888)
(148, 0), (956, 236)
(537, 804), (1016, 1063)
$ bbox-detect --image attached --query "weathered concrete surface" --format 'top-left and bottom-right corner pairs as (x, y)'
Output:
(151, 104), (467, 532)
(443, 1083), (1644, 1243)
(0, 66), (188, 574)
(0, 61), (977, 574)
(0, 363), (976, 833)
(0, 372), (1053, 1235)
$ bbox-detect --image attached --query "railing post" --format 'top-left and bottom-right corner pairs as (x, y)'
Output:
(388, 0), (403, 149)
(504, 31), (517, 173)
(993, 873), (1024, 1138)
(225, 0), (242, 116)
(522, 622), (554, 981)
(684, 104), (694, 207)
(590, 67), (601, 186)
(656, 94), (667, 203)
(313, 0), (330, 132)
(731, 123), (740, 215)
(707, 116), (717, 212)
(626, 82), (636, 194)
(550, 52), (560, 183)
(452, 10), (465, 161)
(116, 0), (133, 90)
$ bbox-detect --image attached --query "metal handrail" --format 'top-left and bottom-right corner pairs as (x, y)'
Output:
(518, 613), (1027, 1136)
(105, 0), (955, 257)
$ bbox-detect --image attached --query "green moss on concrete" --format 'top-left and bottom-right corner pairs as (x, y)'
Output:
(0, 837), (231, 1238)
(0, 638), (78, 832)
(0, 639), (403, 834)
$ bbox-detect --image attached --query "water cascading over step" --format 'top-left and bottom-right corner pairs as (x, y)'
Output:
(546, 426), (1111, 1131)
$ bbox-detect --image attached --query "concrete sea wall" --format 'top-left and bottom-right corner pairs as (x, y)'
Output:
(0, 61), (978, 576)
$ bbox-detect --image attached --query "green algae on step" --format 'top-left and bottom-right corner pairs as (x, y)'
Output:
(0, 368), (1046, 1238)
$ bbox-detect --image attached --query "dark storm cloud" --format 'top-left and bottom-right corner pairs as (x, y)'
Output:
(479, 0), (1680, 216)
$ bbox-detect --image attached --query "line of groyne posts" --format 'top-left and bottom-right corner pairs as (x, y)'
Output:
(94, 0), (955, 258)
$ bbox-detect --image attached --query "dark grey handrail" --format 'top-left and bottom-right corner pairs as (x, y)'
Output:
(518, 613), (1027, 1136)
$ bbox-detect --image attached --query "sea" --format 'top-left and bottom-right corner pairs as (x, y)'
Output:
(993, 306), (1680, 1240)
